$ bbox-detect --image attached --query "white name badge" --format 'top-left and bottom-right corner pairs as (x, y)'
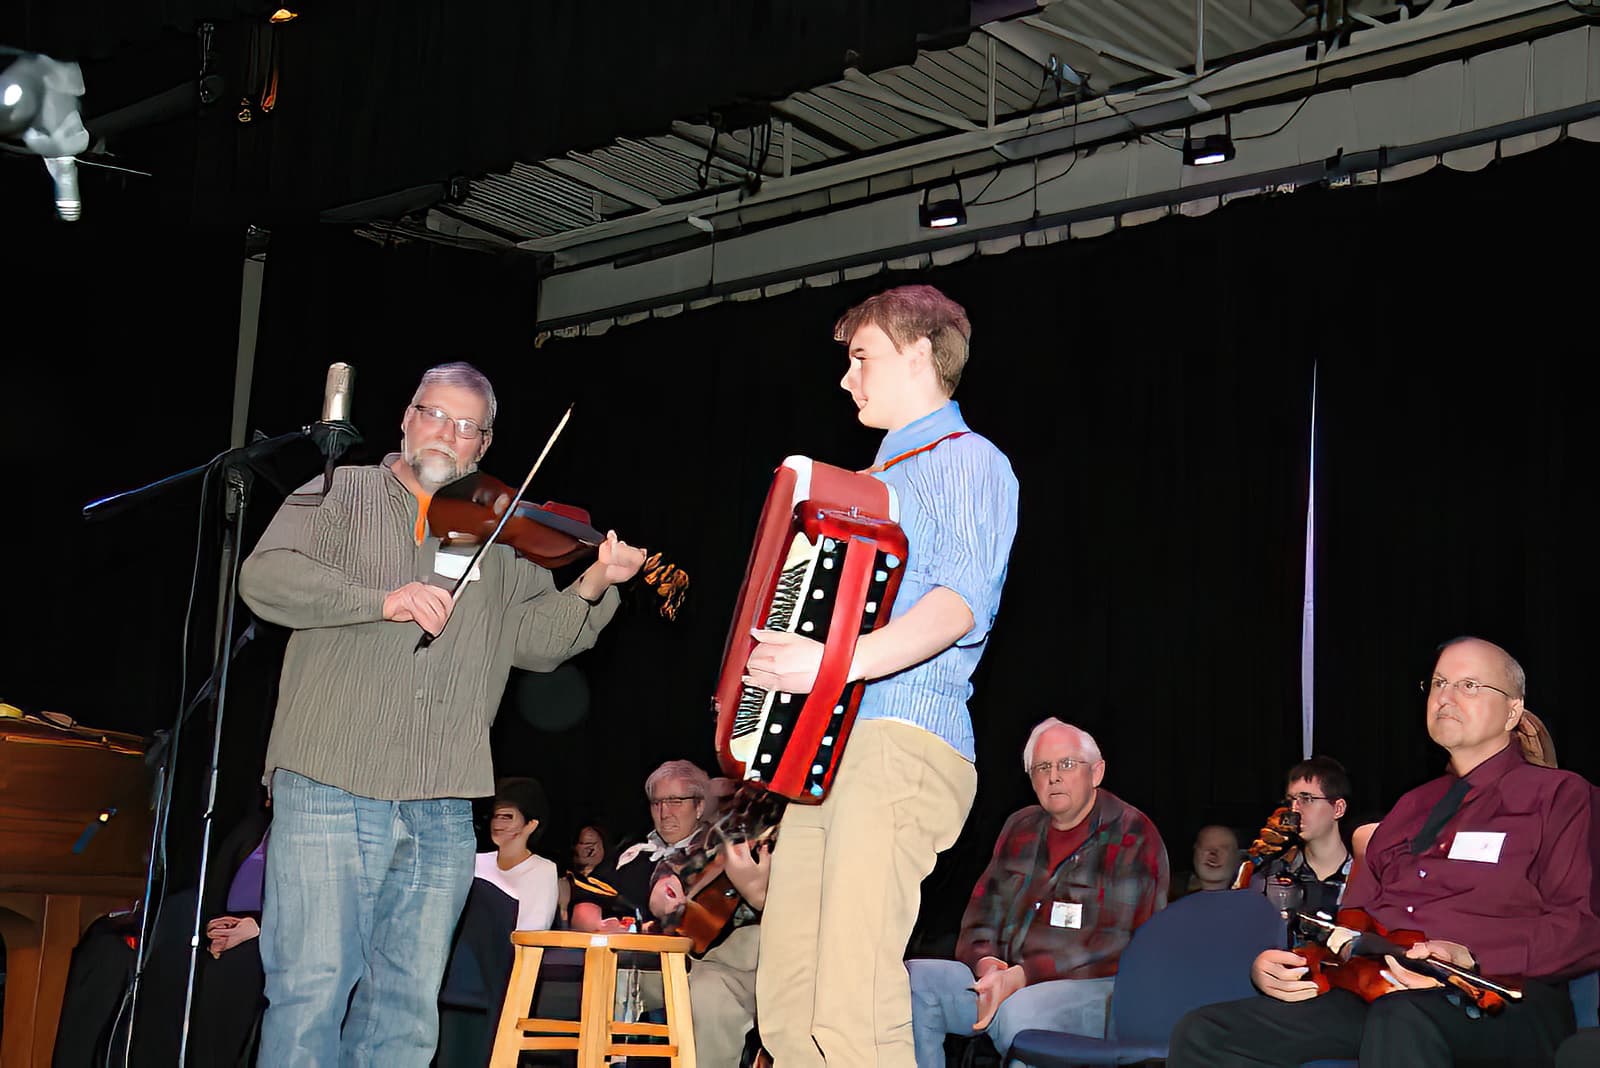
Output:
(1447, 831), (1506, 864)
(1050, 901), (1083, 929)
(433, 551), (481, 582)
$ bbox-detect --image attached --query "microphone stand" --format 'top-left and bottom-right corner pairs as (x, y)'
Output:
(89, 421), (358, 1066)
(174, 458), (250, 1067)
(112, 622), (255, 1066)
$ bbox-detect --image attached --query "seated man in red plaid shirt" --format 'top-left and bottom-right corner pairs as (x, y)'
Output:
(907, 717), (1170, 1066)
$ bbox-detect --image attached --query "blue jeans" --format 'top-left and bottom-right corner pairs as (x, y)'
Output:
(907, 958), (1114, 1067)
(260, 770), (475, 1068)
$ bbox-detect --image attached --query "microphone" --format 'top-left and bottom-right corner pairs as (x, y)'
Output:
(307, 361), (363, 467)
(320, 361), (354, 422)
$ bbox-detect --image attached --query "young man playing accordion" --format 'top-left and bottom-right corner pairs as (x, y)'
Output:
(743, 285), (1020, 1068)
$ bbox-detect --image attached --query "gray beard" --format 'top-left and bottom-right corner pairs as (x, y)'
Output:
(411, 452), (459, 489)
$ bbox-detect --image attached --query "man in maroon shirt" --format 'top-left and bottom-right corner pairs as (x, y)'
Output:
(1169, 637), (1600, 1067)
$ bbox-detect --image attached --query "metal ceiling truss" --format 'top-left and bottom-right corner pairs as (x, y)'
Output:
(421, 0), (1592, 324)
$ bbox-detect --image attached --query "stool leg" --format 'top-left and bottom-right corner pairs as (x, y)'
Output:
(661, 951), (696, 1068)
(580, 944), (616, 1068)
(491, 945), (545, 1068)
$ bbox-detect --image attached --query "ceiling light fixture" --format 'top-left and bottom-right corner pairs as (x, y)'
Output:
(918, 187), (966, 229)
(1183, 115), (1235, 166)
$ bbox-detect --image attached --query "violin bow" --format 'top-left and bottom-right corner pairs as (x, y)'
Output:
(1294, 912), (1523, 1001)
(415, 403), (575, 651)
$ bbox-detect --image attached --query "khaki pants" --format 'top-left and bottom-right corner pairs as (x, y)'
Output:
(756, 720), (977, 1068)
(689, 924), (761, 1067)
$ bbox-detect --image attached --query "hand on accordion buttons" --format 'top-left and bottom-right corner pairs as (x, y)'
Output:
(744, 628), (825, 694)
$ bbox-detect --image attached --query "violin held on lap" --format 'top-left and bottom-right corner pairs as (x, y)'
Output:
(1293, 908), (1522, 1017)
(429, 470), (689, 620)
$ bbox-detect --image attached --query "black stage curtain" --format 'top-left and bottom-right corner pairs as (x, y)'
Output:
(6, 138), (1594, 943)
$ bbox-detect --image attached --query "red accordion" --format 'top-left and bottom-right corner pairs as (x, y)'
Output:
(712, 456), (908, 803)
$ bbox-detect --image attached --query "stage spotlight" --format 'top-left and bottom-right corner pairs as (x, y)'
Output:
(1, 49), (88, 220)
(1183, 115), (1235, 167)
(919, 188), (966, 229)
(269, 8), (300, 23)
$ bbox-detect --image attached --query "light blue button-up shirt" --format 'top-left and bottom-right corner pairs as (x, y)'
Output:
(856, 401), (1019, 760)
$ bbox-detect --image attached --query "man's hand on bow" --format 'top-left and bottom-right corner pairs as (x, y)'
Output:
(1382, 940), (1478, 992)
(384, 581), (455, 636)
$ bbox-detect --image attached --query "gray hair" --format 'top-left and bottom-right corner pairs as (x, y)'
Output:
(1021, 717), (1103, 771)
(412, 361), (497, 430)
(1438, 636), (1527, 699)
(645, 760), (710, 801)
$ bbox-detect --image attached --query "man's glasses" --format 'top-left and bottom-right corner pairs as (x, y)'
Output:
(649, 795), (698, 810)
(1420, 676), (1512, 700)
(1284, 792), (1331, 806)
(1028, 757), (1095, 778)
(411, 404), (490, 439)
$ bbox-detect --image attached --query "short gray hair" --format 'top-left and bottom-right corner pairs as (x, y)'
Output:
(645, 760), (710, 801)
(412, 361), (497, 430)
(1021, 718), (1103, 771)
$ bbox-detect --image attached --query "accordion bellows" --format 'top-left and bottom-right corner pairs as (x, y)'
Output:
(713, 456), (908, 802)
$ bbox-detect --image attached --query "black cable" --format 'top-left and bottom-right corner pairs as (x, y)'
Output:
(113, 447), (225, 1067)
(1236, 94), (1313, 142)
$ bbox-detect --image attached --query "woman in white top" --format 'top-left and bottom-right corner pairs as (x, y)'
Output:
(473, 777), (558, 931)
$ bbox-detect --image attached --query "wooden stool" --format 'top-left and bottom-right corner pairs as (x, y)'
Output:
(490, 930), (696, 1068)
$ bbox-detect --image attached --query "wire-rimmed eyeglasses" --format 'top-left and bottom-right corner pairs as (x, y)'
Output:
(411, 404), (491, 439)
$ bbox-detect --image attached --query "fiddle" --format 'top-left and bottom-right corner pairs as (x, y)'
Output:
(428, 469), (689, 620)
(666, 786), (785, 953)
(1294, 908), (1522, 1017)
(1232, 806), (1302, 889)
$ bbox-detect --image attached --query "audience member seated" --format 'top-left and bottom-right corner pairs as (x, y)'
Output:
(571, 759), (771, 1067)
(125, 800), (271, 1067)
(556, 821), (611, 928)
(1245, 755), (1353, 921)
(907, 717), (1170, 1067)
(1169, 824), (1241, 901)
(1168, 637), (1600, 1068)
(474, 777), (558, 931)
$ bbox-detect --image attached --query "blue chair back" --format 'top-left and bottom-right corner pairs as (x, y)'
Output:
(1104, 889), (1285, 1045)
(1570, 969), (1598, 1030)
